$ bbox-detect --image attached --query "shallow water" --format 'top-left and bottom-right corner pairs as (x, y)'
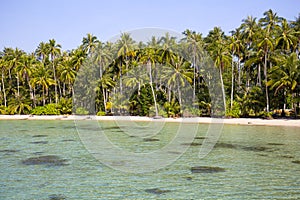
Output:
(0, 120), (300, 199)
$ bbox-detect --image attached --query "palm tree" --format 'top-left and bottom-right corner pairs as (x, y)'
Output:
(59, 58), (76, 97)
(48, 39), (61, 104)
(0, 55), (7, 107)
(268, 53), (300, 117)
(276, 19), (299, 53)
(116, 33), (136, 95)
(205, 27), (230, 111)
(182, 29), (204, 103)
(82, 33), (99, 55)
(229, 28), (244, 108)
(31, 65), (55, 106)
(166, 54), (193, 108)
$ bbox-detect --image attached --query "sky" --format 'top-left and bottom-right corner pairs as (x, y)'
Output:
(1, 0), (299, 52)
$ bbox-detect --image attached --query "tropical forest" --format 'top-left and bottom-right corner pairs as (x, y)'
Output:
(1, 9), (300, 118)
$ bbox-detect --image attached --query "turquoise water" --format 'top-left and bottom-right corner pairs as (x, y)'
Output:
(0, 120), (300, 199)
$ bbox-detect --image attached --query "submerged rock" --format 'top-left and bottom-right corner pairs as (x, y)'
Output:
(267, 143), (285, 146)
(32, 134), (48, 138)
(145, 188), (171, 194)
(194, 136), (206, 140)
(22, 155), (68, 166)
(292, 160), (300, 164)
(48, 194), (67, 200)
(30, 141), (48, 144)
(215, 143), (237, 149)
(143, 138), (160, 142)
(191, 166), (226, 173)
(181, 142), (202, 146)
(0, 149), (19, 155)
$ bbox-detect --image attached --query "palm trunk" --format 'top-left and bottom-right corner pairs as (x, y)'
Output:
(102, 88), (107, 113)
(219, 67), (226, 114)
(148, 61), (158, 116)
(1, 70), (7, 107)
(230, 53), (234, 109)
(257, 63), (262, 87)
(264, 50), (269, 113)
(52, 58), (58, 104)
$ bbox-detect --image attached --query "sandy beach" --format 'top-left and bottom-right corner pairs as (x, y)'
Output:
(0, 115), (299, 127)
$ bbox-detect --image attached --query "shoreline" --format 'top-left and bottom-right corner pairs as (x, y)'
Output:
(0, 115), (299, 127)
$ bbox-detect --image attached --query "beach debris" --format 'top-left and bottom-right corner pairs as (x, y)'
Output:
(191, 166), (226, 173)
(21, 155), (68, 166)
(145, 188), (171, 194)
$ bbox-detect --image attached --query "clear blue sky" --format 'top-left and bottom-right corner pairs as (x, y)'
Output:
(1, 0), (299, 52)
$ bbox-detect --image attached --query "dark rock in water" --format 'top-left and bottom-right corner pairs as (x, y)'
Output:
(195, 136), (206, 140)
(0, 149), (19, 155)
(267, 143), (284, 146)
(32, 134), (48, 138)
(191, 166), (226, 173)
(281, 155), (294, 159)
(49, 194), (67, 200)
(145, 188), (171, 194)
(32, 151), (44, 155)
(242, 146), (270, 152)
(215, 143), (237, 149)
(30, 141), (48, 144)
(292, 160), (300, 164)
(61, 139), (76, 142)
(22, 155), (68, 166)
(143, 138), (160, 142)
(181, 142), (202, 146)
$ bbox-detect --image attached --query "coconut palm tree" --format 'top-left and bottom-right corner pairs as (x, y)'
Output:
(82, 33), (99, 55)
(31, 65), (55, 106)
(276, 19), (299, 53)
(268, 53), (300, 117)
(182, 29), (204, 103)
(48, 39), (61, 104)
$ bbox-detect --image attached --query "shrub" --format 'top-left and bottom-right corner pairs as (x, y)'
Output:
(96, 111), (106, 116)
(226, 100), (241, 118)
(31, 104), (60, 115)
(75, 107), (89, 115)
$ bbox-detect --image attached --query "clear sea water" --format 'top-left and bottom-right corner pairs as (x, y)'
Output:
(0, 120), (300, 199)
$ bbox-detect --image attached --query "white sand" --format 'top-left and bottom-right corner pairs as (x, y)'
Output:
(0, 115), (299, 127)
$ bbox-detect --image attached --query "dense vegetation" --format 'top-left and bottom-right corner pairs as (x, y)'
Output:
(0, 9), (300, 118)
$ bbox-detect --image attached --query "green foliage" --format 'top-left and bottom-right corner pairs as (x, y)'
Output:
(30, 104), (60, 115)
(57, 98), (72, 114)
(75, 107), (89, 115)
(226, 100), (241, 118)
(96, 111), (106, 116)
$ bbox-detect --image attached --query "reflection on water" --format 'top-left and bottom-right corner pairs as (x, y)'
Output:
(0, 120), (300, 199)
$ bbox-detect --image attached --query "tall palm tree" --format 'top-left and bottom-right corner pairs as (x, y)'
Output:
(48, 39), (61, 104)
(229, 28), (244, 108)
(116, 33), (136, 95)
(182, 29), (204, 103)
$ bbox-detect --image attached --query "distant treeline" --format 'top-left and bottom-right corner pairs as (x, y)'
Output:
(0, 9), (299, 118)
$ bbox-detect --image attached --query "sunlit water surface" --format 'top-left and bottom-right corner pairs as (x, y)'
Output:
(0, 120), (300, 199)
